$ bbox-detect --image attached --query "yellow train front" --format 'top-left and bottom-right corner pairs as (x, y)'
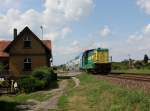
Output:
(80, 48), (111, 74)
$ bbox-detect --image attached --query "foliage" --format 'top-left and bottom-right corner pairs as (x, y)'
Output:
(144, 54), (149, 64)
(0, 101), (19, 111)
(18, 76), (45, 93)
(0, 89), (52, 111)
(134, 61), (142, 69)
(0, 80), (10, 88)
(18, 66), (57, 93)
(112, 60), (150, 71)
(58, 74), (150, 111)
(112, 61), (128, 70)
(0, 64), (4, 72)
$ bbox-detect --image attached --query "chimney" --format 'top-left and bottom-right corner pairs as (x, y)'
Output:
(14, 28), (17, 39)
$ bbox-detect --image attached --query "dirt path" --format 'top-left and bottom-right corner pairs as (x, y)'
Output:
(17, 75), (80, 111)
(36, 80), (68, 111)
(17, 80), (68, 111)
(72, 77), (80, 88)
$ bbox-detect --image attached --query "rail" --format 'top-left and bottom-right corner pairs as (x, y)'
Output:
(106, 74), (150, 82)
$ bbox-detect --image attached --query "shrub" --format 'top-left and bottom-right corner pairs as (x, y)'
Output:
(112, 62), (128, 70)
(18, 66), (57, 93)
(32, 66), (57, 83)
(134, 61), (143, 69)
(0, 64), (4, 72)
(18, 76), (45, 93)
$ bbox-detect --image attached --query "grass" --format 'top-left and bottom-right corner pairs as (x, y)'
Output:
(58, 79), (75, 110)
(111, 62), (150, 74)
(58, 73), (150, 111)
(0, 89), (52, 111)
(0, 90), (52, 103)
(112, 69), (150, 74)
(0, 101), (19, 111)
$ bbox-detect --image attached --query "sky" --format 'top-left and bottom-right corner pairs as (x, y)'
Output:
(0, 0), (150, 65)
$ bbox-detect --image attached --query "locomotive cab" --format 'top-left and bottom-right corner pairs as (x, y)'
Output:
(81, 48), (111, 74)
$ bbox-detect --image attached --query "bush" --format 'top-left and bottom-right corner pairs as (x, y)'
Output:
(112, 62), (128, 70)
(0, 64), (4, 72)
(18, 66), (57, 93)
(18, 76), (45, 93)
(134, 61), (143, 69)
(144, 63), (150, 69)
(32, 66), (57, 87)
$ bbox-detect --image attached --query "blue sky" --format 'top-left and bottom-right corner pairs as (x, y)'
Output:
(0, 0), (150, 65)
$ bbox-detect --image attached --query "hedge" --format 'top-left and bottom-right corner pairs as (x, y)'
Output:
(18, 66), (57, 93)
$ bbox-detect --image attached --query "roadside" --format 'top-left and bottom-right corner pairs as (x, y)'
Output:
(57, 73), (150, 111)
(0, 72), (81, 111)
(16, 80), (68, 111)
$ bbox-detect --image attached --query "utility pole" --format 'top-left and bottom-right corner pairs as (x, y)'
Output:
(128, 54), (132, 69)
(40, 26), (43, 40)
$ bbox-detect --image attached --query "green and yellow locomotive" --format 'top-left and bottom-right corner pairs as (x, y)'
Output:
(80, 48), (111, 73)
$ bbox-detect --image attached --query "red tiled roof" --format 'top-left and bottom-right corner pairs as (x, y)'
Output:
(0, 41), (10, 57)
(0, 40), (51, 58)
(42, 40), (52, 50)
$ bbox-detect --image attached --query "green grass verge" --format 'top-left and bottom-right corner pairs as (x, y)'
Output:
(112, 69), (150, 74)
(0, 90), (52, 103)
(58, 73), (150, 111)
(0, 90), (52, 111)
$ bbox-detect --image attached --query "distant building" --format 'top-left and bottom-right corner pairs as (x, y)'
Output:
(0, 26), (52, 77)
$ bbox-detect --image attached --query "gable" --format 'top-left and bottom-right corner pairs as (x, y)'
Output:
(5, 27), (52, 55)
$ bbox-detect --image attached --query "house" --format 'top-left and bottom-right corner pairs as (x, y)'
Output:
(0, 26), (52, 77)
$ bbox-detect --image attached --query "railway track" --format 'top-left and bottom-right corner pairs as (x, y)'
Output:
(105, 74), (150, 82)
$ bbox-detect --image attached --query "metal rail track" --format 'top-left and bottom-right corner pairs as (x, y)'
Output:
(110, 72), (150, 76)
(105, 74), (150, 82)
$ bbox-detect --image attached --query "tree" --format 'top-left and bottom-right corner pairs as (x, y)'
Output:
(144, 54), (149, 64)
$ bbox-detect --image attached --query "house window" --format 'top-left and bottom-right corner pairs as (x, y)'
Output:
(24, 36), (31, 48)
(24, 58), (32, 71)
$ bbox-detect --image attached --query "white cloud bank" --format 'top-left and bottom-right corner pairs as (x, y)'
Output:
(0, 0), (94, 41)
(137, 0), (150, 15)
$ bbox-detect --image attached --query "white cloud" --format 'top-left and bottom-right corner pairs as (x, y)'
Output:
(128, 24), (150, 43)
(0, 0), (94, 40)
(126, 24), (150, 57)
(99, 25), (111, 37)
(61, 27), (72, 39)
(0, 0), (20, 13)
(72, 40), (80, 46)
(44, 27), (72, 41)
(143, 23), (150, 33)
(127, 33), (143, 43)
(55, 40), (82, 55)
(44, 32), (60, 41)
(0, 0), (94, 65)
(137, 0), (150, 15)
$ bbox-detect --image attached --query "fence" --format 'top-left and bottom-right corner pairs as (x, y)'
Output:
(0, 71), (10, 79)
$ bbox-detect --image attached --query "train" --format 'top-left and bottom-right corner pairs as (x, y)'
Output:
(66, 48), (111, 74)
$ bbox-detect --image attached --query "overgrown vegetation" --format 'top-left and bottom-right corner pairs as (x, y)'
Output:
(0, 64), (4, 72)
(0, 101), (19, 111)
(0, 89), (53, 111)
(58, 74), (150, 111)
(18, 66), (57, 93)
(112, 54), (150, 73)
(112, 61), (150, 74)
(112, 61), (129, 70)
